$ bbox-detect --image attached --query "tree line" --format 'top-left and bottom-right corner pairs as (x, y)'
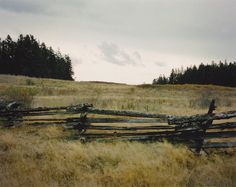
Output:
(153, 61), (236, 87)
(0, 34), (74, 80)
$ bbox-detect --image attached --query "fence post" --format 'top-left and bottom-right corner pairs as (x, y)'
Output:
(0, 101), (23, 127)
(76, 104), (93, 142)
(195, 99), (216, 153)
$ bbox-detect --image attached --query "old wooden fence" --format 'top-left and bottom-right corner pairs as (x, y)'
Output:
(0, 100), (236, 153)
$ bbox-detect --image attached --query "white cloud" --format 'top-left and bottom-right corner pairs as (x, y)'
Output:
(98, 42), (142, 66)
(154, 61), (166, 67)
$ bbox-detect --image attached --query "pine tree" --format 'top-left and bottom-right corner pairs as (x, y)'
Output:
(0, 34), (74, 80)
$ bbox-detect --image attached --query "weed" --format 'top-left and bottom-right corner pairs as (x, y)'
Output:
(1, 87), (37, 108)
(25, 79), (35, 86)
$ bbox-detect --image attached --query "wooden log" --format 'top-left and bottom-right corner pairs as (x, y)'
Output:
(0, 118), (66, 122)
(67, 119), (201, 133)
(62, 117), (168, 123)
(0, 117), (168, 124)
(26, 122), (66, 126)
(202, 141), (236, 149)
(213, 111), (236, 120)
(0, 103), (92, 113)
(81, 134), (201, 143)
(168, 114), (209, 125)
(209, 122), (236, 130)
(0, 103), (93, 117)
(205, 131), (236, 139)
(86, 108), (172, 119)
(1, 103), (235, 123)
(195, 99), (216, 153)
(23, 111), (86, 116)
(84, 136), (164, 142)
(80, 132), (174, 138)
(64, 125), (174, 131)
(169, 111), (236, 125)
(84, 125), (175, 131)
(0, 111), (74, 117)
(81, 129), (202, 138)
(87, 118), (167, 123)
(208, 99), (216, 114)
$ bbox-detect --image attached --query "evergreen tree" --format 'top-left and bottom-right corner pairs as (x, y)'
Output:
(153, 61), (236, 87)
(0, 34), (74, 80)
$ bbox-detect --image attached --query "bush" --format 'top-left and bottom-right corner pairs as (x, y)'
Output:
(25, 79), (35, 86)
(1, 87), (37, 108)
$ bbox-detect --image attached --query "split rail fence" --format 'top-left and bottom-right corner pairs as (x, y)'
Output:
(0, 100), (236, 153)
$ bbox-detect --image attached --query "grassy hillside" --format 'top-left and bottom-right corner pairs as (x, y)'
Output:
(0, 75), (236, 187)
(0, 74), (235, 114)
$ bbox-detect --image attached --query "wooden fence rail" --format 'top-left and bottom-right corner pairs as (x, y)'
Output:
(0, 100), (236, 153)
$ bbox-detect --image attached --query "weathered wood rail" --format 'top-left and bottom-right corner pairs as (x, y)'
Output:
(0, 100), (236, 153)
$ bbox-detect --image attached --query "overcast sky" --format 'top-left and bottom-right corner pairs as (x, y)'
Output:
(0, 0), (235, 84)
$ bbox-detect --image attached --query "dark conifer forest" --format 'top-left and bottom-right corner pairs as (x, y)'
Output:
(153, 61), (236, 87)
(0, 34), (74, 80)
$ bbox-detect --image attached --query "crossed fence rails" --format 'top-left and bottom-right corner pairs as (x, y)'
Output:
(0, 100), (236, 153)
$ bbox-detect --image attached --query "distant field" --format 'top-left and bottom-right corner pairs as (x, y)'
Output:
(0, 74), (236, 187)
(0, 74), (235, 114)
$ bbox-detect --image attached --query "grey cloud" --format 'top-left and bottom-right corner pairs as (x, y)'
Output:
(154, 61), (166, 67)
(0, 0), (46, 14)
(72, 0), (236, 58)
(0, 0), (83, 15)
(133, 51), (142, 60)
(1, 0), (236, 60)
(98, 42), (142, 66)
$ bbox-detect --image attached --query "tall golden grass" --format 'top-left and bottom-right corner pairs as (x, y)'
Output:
(0, 75), (236, 187)
(0, 126), (236, 187)
(0, 75), (235, 115)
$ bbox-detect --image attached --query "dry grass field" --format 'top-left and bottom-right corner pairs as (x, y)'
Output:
(0, 74), (236, 187)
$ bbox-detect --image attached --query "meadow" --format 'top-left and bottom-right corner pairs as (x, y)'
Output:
(0, 74), (236, 187)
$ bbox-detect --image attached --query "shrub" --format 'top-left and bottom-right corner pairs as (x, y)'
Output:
(25, 79), (35, 86)
(1, 87), (37, 108)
